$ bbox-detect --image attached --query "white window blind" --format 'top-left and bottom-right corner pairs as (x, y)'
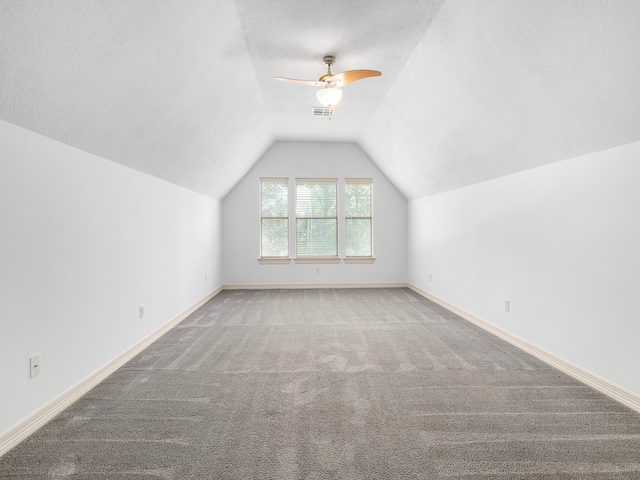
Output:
(345, 178), (373, 257)
(296, 179), (338, 257)
(260, 178), (289, 258)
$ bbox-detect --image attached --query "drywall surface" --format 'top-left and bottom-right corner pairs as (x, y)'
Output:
(222, 142), (406, 285)
(408, 140), (640, 397)
(0, 120), (222, 436)
(0, 0), (273, 200)
(362, 0), (640, 199)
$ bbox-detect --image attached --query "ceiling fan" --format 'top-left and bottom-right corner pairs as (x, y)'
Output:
(275, 56), (381, 110)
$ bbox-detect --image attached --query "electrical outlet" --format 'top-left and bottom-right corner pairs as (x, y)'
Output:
(504, 299), (510, 312)
(429, 273), (432, 282)
(316, 267), (320, 274)
(30, 355), (40, 378)
(139, 305), (145, 319)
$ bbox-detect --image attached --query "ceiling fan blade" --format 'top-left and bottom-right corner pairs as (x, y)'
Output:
(331, 70), (382, 86)
(275, 77), (325, 87)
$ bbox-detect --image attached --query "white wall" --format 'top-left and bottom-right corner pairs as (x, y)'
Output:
(222, 142), (407, 286)
(0, 120), (222, 436)
(408, 140), (640, 397)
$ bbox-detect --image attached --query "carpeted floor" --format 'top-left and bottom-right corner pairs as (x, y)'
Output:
(2, 288), (640, 479)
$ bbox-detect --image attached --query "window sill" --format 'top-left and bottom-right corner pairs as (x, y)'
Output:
(294, 257), (341, 264)
(258, 257), (375, 265)
(344, 257), (376, 264)
(258, 257), (291, 265)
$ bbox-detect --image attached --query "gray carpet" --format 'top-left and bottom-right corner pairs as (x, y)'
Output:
(2, 288), (640, 479)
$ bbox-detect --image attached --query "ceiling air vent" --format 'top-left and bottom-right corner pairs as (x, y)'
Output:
(312, 107), (333, 117)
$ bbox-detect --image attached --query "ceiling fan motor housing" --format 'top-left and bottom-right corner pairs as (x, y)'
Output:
(323, 56), (336, 67)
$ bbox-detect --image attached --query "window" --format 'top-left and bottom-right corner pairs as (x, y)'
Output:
(345, 179), (373, 258)
(295, 179), (338, 258)
(259, 177), (374, 264)
(260, 178), (289, 259)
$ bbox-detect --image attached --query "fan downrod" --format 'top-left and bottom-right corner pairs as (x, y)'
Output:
(320, 56), (336, 82)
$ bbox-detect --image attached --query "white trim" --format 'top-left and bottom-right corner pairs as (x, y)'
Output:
(260, 178), (290, 260)
(259, 177), (288, 183)
(258, 257), (291, 265)
(294, 257), (341, 264)
(296, 178), (338, 184)
(344, 180), (373, 258)
(224, 282), (407, 290)
(0, 286), (224, 459)
(407, 283), (640, 414)
(8, 282), (637, 459)
(345, 178), (373, 185)
(258, 257), (376, 265)
(344, 257), (376, 264)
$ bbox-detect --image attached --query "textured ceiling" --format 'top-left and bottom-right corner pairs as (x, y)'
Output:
(0, 0), (273, 199)
(1, 1), (640, 200)
(361, 0), (640, 199)
(234, 0), (443, 143)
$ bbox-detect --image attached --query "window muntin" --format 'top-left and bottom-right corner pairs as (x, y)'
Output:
(345, 179), (373, 257)
(295, 179), (338, 257)
(260, 178), (289, 258)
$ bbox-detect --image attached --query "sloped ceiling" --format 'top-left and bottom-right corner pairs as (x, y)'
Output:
(234, 0), (444, 143)
(1, 1), (639, 200)
(0, 0), (273, 199)
(361, 0), (640, 199)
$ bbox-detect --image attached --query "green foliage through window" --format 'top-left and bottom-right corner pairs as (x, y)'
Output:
(296, 180), (338, 257)
(260, 179), (288, 257)
(345, 181), (372, 257)
(260, 178), (372, 259)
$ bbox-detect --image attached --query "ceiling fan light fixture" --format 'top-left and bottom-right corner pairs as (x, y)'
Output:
(316, 86), (342, 107)
(276, 55), (381, 111)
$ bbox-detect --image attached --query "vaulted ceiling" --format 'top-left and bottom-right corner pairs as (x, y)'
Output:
(1, 1), (639, 200)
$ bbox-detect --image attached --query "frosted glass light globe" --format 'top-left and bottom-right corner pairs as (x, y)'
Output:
(316, 86), (342, 107)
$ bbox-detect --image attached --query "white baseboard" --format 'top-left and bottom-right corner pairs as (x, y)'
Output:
(0, 286), (223, 458)
(6, 283), (638, 459)
(223, 282), (408, 290)
(407, 283), (640, 414)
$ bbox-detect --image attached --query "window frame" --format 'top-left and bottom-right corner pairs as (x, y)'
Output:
(344, 178), (375, 263)
(258, 177), (375, 265)
(259, 178), (291, 264)
(294, 178), (340, 263)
